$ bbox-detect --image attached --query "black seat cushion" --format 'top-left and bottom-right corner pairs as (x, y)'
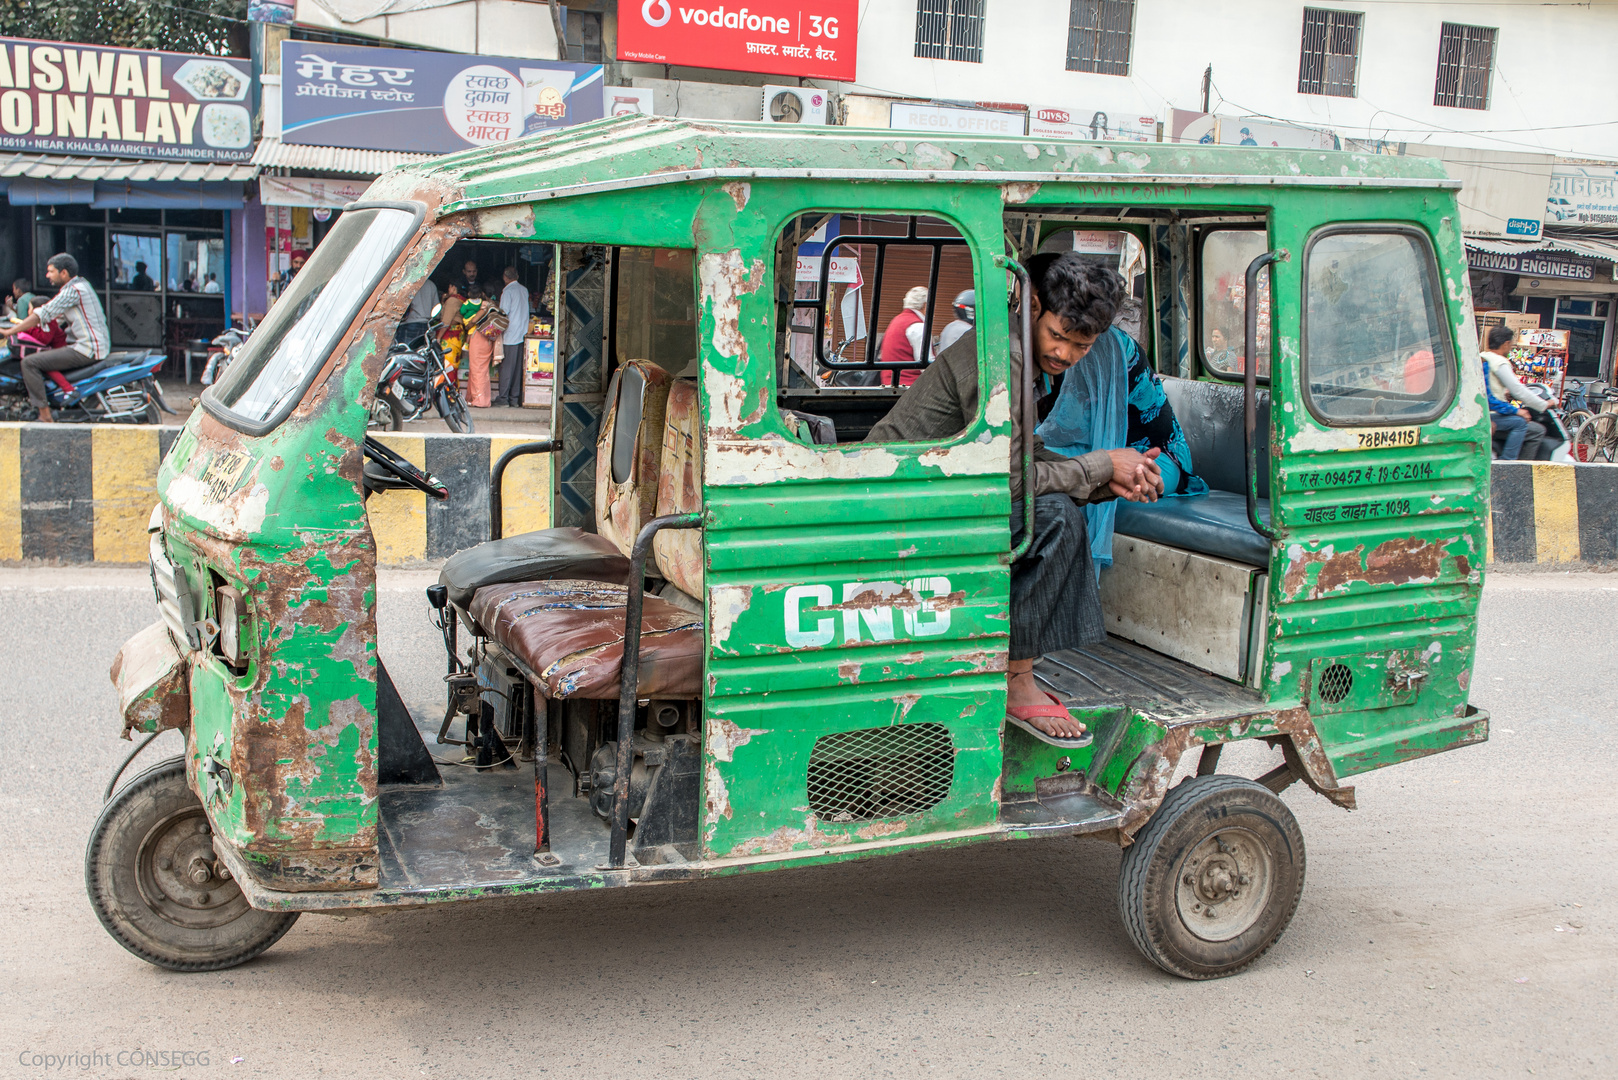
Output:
(439, 527), (630, 610)
(1114, 491), (1272, 568)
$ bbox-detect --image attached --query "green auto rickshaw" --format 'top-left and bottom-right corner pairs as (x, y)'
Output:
(91, 116), (1490, 979)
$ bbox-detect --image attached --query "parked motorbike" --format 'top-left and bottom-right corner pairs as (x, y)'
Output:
(0, 349), (173, 423)
(200, 325), (251, 387)
(376, 329), (472, 434)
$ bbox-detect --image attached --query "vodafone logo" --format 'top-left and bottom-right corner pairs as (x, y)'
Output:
(643, 0), (672, 26)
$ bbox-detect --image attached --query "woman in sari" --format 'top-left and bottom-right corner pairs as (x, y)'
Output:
(461, 287), (497, 408)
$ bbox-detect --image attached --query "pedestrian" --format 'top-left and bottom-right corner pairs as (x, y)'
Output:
(881, 285), (931, 387)
(938, 289), (975, 352)
(399, 277), (438, 348)
(450, 259), (482, 299)
(130, 261), (156, 291)
(202, 273), (221, 294)
(462, 286), (498, 408)
(0, 253), (110, 422)
(496, 266), (530, 407)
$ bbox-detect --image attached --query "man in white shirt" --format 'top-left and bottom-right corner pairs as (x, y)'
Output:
(0, 253), (110, 422)
(496, 266), (530, 408)
(1482, 325), (1551, 460)
(399, 278), (439, 347)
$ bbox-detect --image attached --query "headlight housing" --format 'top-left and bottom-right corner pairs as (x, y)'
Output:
(216, 585), (244, 668)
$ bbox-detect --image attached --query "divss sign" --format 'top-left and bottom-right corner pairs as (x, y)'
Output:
(618, 0), (857, 81)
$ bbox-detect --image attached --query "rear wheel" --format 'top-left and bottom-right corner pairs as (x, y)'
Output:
(1574, 414), (1618, 462)
(1117, 775), (1304, 979)
(85, 757), (299, 971)
(369, 387), (405, 430)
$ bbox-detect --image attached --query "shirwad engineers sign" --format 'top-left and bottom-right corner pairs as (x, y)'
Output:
(281, 40), (603, 154)
(0, 36), (252, 161)
(617, 0), (857, 80)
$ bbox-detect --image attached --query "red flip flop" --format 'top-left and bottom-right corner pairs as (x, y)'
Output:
(1005, 692), (1092, 748)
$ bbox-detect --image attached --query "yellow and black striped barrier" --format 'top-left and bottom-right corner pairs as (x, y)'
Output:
(0, 423), (550, 565)
(3, 422), (1613, 568)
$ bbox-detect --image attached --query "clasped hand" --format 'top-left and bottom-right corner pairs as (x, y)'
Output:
(1107, 447), (1165, 502)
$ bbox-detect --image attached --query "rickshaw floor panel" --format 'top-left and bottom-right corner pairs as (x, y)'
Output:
(1034, 635), (1263, 722)
(376, 763), (609, 892)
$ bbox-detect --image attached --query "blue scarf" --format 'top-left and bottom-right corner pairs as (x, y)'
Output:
(1036, 329), (1130, 572)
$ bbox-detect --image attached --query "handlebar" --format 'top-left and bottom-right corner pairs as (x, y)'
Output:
(1243, 249), (1286, 543)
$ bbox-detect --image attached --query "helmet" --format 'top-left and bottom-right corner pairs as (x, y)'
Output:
(953, 289), (975, 325)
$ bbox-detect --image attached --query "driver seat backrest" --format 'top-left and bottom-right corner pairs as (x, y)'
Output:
(595, 359), (673, 554)
(653, 378), (703, 598)
(1158, 376), (1270, 498)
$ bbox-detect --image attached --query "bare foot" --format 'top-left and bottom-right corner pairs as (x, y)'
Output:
(36, 407), (52, 423)
(1006, 665), (1087, 739)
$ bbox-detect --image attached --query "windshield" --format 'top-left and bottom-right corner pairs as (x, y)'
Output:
(208, 206), (418, 430)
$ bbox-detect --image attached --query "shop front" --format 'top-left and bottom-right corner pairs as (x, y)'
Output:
(1466, 238), (1618, 381)
(0, 37), (254, 367)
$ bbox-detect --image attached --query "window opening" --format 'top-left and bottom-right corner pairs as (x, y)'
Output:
(915, 0), (985, 63)
(1303, 228), (1455, 425)
(1199, 229), (1271, 380)
(1434, 23), (1496, 110)
(1298, 8), (1362, 97)
(1067, 0), (1135, 76)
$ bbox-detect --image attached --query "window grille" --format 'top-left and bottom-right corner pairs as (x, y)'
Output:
(1434, 22), (1496, 110)
(1297, 8), (1362, 97)
(1067, 0), (1134, 76)
(915, 0), (986, 64)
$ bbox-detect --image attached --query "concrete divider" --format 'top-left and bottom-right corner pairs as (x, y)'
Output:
(0, 423), (552, 566)
(1489, 460), (1618, 567)
(3, 420), (1614, 568)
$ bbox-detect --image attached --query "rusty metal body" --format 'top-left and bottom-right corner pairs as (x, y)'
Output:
(104, 116), (1488, 923)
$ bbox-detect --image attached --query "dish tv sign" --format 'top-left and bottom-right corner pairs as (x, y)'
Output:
(618, 0), (857, 80)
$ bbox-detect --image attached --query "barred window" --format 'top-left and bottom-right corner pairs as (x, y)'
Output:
(915, 0), (986, 64)
(1434, 23), (1496, 110)
(1067, 0), (1135, 76)
(1298, 8), (1362, 97)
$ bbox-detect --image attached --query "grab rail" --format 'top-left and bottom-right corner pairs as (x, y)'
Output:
(1242, 250), (1285, 542)
(608, 511), (704, 870)
(998, 255), (1037, 562)
(489, 439), (561, 540)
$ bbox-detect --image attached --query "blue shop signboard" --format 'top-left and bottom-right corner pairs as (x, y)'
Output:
(280, 40), (603, 154)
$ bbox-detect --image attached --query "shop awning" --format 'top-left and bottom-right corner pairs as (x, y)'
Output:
(251, 136), (433, 177)
(0, 152), (256, 183)
(1466, 234), (1618, 264)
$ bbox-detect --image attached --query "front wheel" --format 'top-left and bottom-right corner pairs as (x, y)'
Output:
(85, 757), (299, 971)
(369, 387), (405, 431)
(1117, 775), (1305, 979)
(437, 386), (473, 434)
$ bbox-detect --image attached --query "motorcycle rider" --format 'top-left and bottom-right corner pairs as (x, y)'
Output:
(1482, 325), (1550, 460)
(0, 253), (110, 423)
(938, 289), (975, 352)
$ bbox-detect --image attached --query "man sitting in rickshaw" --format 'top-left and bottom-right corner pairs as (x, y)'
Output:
(866, 252), (1199, 739)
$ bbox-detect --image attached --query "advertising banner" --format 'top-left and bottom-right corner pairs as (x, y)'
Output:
(281, 40), (603, 153)
(617, 0), (857, 81)
(1548, 165), (1618, 229)
(260, 174), (371, 209)
(1028, 106), (1156, 142)
(0, 36), (252, 161)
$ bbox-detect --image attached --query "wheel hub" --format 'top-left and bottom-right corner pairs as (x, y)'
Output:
(1174, 827), (1275, 942)
(135, 808), (250, 930)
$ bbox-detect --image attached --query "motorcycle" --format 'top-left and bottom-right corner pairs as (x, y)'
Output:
(200, 324), (251, 387)
(376, 327), (472, 434)
(1492, 384), (1572, 463)
(0, 348), (173, 423)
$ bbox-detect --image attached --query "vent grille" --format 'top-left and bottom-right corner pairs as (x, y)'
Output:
(1318, 663), (1354, 704)
(807, 723), (955, 823)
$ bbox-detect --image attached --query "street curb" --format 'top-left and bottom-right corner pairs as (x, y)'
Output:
(1487, 460), (1618, 566)
(0, 422), (551, 566)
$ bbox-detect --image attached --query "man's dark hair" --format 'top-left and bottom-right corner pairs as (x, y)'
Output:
(1486, 325), (1516, 352)
(46, 253), (78, 277)
(12, 278), (30, 293)
(1028, 251), (1122, 337)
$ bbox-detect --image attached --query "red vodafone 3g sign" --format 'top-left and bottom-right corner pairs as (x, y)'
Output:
(619, 0), (858, 80)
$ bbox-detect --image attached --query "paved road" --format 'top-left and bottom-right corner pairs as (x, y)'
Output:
(0, 569), (1611, 1079)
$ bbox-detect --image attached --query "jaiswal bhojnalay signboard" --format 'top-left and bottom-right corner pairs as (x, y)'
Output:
(0, 37), (252, 161)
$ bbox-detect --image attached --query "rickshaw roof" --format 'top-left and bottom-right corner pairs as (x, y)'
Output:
(403, 114), (1458, 217)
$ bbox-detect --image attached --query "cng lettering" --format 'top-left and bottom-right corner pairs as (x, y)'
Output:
(783, 578), (960, 648)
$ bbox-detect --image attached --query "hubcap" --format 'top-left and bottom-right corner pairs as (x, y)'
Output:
(1174, 827), (1274, 942)
(134, 807), (249, 930)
